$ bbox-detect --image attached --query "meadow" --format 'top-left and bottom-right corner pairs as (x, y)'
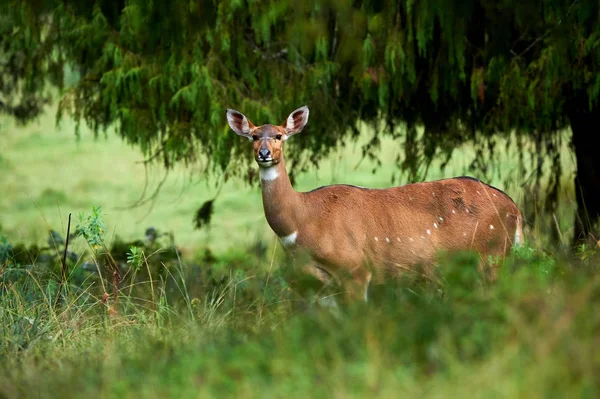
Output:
(2, 106), (599, 398)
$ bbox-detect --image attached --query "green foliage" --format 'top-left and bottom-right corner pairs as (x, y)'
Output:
(0, 236), (12, 264)
(73, 205), (106, 250)
(0, 229), (83, 300)
(1, 237), (600, 396)
(2, 0), (597, 185)
(0, 210), (272, 312)
(126, 245), (143, 271)
(3, 0), (600, 241)
(0, 1), (65, 121)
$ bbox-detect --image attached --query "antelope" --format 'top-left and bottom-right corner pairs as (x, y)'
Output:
(226, 106), (524, 303)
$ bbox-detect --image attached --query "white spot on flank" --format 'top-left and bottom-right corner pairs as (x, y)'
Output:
(452, 210), (456, 214)
(374, 237), (379, 242)
(279, 231), (297, 247)
(386, 237), (390, 243)
(477, 191), (481, 194)
(397, 237), (401, 242)
(427, 229), (431, 235)
(434, 223), (438, 228)
(432, 192), (435, 196)
(409, 238), (414, 242)
(466, 209), (470, 213)
(490, 225), (495, 230)
(463, 232), (467, 236)
(409, 196), (413, 201)
(421, 235), (426, 239)
(439, 217), (444, 222)
(493, 193), (498, 197)
(260, 167), (279, 181)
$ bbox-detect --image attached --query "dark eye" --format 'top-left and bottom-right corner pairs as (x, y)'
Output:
(252, 135), (259, 141)
(275, 134), (282, 140)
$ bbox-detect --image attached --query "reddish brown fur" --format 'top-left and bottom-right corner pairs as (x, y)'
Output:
(226, 106), (524, 302)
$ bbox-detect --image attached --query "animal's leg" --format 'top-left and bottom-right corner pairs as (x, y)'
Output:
(298, 263), (341, 310)
(300, 263), (334, 286)
(477, 252), (502, 283)
(343, 268), (373, 303)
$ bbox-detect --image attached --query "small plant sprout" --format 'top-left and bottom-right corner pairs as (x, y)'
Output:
(127, 246), (144, 271)
(74, 206), (106, 251)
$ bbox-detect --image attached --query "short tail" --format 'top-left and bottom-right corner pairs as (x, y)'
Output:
(513, 216), (524, 247)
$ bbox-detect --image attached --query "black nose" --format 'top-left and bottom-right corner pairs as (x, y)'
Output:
(259, 149), (271, 159)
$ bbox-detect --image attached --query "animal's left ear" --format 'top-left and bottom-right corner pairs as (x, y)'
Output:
(282, 105), (309, 139)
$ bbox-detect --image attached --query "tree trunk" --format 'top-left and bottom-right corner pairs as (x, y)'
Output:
(569, 98), (600, 247)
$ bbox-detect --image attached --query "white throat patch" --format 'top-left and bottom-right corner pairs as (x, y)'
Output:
(279, 231), (297, 247)
(260, 167), (279, 181)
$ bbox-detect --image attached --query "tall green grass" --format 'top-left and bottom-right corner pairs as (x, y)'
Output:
(1, 237), (599, 397)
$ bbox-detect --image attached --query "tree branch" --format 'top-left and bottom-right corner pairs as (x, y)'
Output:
(517, 0), (579, 58)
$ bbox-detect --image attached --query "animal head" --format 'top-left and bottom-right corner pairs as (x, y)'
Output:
(226, 106), (309, 168)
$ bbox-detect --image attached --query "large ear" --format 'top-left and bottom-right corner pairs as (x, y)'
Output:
(226, 108), (255, 139)
(283, 105), (309, 139)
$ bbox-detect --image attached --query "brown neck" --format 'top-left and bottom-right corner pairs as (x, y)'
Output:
(259, 154), (301, 237)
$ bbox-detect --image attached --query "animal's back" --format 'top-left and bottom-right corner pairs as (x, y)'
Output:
(298, 176), (522, 276)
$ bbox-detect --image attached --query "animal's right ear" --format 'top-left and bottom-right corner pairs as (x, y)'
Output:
(226, 109), (255, 139)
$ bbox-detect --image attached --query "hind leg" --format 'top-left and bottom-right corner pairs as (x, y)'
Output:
(477, 250), (507, 283)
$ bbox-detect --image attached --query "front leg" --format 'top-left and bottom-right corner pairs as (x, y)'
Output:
(300, 263), (334, 286)
(296, 263), (342, 310)
(342, 267), (373, 303)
